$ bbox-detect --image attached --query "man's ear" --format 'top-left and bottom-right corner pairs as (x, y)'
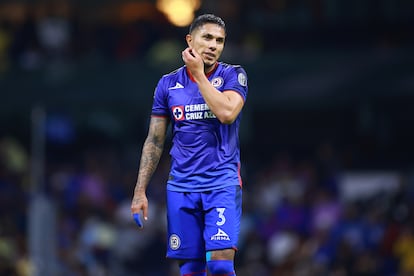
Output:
(185, 34), (192, 46)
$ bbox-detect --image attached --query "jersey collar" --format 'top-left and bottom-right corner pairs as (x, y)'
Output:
(186, 62), (219, 82)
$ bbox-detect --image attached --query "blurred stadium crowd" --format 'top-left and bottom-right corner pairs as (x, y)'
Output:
(1, 0), (414, 275)
(2, 125), (414, 276)
(0, 0), (411, 73)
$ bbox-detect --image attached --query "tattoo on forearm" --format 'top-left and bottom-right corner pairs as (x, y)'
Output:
(135, 117), (167, 191)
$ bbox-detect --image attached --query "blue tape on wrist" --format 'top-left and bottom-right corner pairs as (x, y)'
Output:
(133, 213), (143, 228)
(206, 251), (212, 261)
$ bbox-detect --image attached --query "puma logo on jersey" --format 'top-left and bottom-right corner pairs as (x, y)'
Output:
(169, 82), (184, 89)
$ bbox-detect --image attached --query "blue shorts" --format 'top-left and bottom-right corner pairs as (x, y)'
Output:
(166, 185), (242, 260)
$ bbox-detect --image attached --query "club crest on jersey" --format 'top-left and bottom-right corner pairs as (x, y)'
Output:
(238, 73), (247, 86)
(211, 77), (224, 88)
(169, 234), (181, 250)
(172, 106), (185, 121)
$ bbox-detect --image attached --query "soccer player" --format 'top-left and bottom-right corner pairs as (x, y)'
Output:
(131, 14), (248, 276)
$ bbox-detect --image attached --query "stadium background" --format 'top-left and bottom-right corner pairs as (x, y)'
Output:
(0, 0), (414, 275)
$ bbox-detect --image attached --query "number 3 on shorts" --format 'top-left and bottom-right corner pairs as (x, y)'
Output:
(216, 208), (226, 226)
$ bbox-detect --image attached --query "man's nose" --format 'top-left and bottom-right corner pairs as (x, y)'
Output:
(208, 41), (217, 50)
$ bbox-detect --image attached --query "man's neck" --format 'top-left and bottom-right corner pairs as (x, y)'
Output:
(204, 62), (218, 75)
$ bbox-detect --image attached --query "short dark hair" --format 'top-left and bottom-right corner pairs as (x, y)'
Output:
(189, 14), (226, 34)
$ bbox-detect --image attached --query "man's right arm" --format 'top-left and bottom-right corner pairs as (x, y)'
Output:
(131, 116), (169, 221)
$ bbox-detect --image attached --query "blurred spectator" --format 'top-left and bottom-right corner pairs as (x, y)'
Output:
(0, 20), (11, 73)
(36, 7), (70, 61)
(9, 9), (43, 71)
(394, 224), (414, 275)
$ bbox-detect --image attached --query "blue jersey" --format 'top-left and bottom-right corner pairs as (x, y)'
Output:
(152, 62), (248, 192)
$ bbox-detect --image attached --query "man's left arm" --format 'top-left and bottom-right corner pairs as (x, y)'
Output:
(195, 76), (245, 124)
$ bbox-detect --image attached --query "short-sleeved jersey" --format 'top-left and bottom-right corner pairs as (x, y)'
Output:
(152, 62), (248, 192)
